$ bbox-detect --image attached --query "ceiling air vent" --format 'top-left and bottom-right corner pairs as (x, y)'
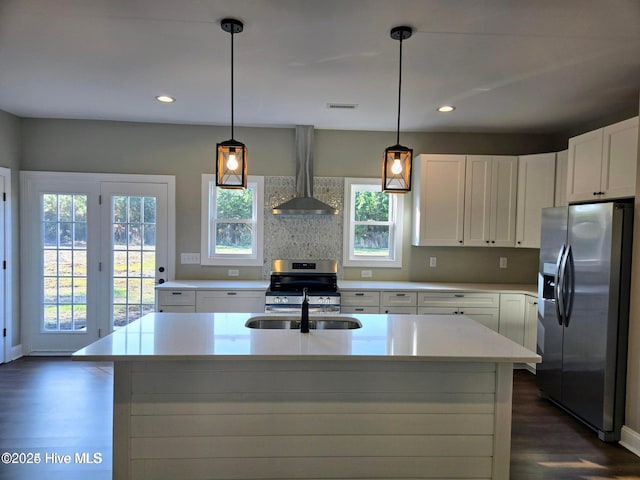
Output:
(326, 103), (358, 110)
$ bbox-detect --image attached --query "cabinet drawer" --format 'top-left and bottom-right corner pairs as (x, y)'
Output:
(157, 290), (196, 306)
(418, 292), (499, 308)
(381, 306), (417, 315)
(381, 291), (417, 307)
(196, 290), (265, 313)
(341, 306), (380, 314)
(341, 291), (380, 307)
(196, 290), (264, 299)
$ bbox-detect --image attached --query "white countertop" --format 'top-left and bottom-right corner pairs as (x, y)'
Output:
(156, 280), (537, 295)
(338, 281), (537, 295)
(72, 312), (540, 363)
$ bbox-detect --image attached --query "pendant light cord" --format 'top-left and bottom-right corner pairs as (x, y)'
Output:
(230, 29), (235, 140)
(396, 36), (404, 145)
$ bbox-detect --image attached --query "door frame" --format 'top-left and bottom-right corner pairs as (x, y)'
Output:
(0, 167), (11, 363)
(20, 171), (175, 355)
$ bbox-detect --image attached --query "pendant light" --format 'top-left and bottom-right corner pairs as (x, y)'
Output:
(382, 25), (413, 193)
(216, 18), (247, 189)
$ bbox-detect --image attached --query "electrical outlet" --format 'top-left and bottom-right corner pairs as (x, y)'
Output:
(499, 257), (508, 269)
(429, 257), (437, 268)
(180, 253), (200, 264)
(361, 270), (373, 278)
(228, 269), (240, 277)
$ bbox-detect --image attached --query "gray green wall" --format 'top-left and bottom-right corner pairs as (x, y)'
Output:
(0, 110), (21, 348)
(19, 117), (563, 285)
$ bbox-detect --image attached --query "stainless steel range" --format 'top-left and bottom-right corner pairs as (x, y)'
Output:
(265, 260), (340, 313)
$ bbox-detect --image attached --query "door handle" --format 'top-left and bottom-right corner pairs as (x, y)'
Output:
(554, 244), (566, 325)
(563, 245), (575, 327)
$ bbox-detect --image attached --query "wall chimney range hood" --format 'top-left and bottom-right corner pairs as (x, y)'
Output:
(272, 125), (338, 216)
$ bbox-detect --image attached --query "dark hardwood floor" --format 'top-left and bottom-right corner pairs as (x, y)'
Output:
(0, 357), (639, 480)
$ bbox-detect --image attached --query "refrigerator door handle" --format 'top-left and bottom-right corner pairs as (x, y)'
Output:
(563, 245), (575, 327)
(554, 244), (566, 325)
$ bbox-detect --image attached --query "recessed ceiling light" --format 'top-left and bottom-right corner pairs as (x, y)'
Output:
(437, 105), (455, 113)
(155, 95), (175, 103)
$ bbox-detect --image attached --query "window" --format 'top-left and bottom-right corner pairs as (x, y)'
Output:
(343, 178), (404, 267)
(201, 175), (264, 266)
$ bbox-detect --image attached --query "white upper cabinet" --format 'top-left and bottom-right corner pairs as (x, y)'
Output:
(554, 149), (568, 207)
(515, 153), (556, 248)
(464, 155), (518, 247)
(567, 116), (638, 203)
(412, 154), (466, 246)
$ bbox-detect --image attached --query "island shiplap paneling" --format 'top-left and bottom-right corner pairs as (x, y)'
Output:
(116, 360), (502, 480)
(130, 457), (493, 480)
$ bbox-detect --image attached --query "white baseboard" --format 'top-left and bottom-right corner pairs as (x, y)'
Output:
(620, 425), (640, 458)
(10, 344), (22, 361)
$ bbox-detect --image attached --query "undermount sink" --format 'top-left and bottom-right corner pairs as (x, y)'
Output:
(245, 316), (362, 330)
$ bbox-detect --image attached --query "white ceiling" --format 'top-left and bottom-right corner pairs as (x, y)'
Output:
(1, 0), (639, 134)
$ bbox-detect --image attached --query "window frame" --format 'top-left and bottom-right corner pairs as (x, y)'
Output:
(343, 178), (403, 268)
(200, 174), (264, 266)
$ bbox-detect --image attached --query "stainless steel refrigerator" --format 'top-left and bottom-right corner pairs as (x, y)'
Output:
(537, 201), (633, 441)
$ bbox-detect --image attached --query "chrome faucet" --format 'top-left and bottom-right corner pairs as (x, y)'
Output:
(300, 287), (310, 333)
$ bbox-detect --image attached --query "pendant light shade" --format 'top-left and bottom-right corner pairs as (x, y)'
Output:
(382, 25), (413, 194)
(216, 18), (248, 189)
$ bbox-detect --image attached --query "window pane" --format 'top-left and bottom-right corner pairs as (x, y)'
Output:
(43, 194), (57, 222)
(354, 225), (390, 256)
(216, 189), (253, 220)
(215, 222), (253, 255)
(128, 196), (141, 223)
(143, 197), (156, 223)
(354, 191), (389, 222)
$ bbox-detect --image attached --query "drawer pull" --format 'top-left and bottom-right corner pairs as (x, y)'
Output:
(355, 308), (364, 312)
(171, 292), (183, 295)
(355, 293), (365, 296)
(395, 293), (406, 297)
(227, 292), (237, 295)
(454, 294), (464, 298)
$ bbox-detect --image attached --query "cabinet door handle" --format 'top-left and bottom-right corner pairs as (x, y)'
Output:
(227, 292), (237, 295)
(171, 292), (182, 295)
(485, 240), (490, 244)
(458, 240), (463, 244)
(454, 294), (464, 298)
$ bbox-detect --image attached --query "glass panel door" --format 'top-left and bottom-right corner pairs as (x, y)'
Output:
(42, 193), (88, 332)
(101, 182), (168, 331)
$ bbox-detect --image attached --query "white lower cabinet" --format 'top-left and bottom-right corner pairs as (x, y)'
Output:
(156, 290), (196, 312)
(195, 290), (265, 313)
(418, 292), (500, 332)
(418, 306), (500, 332)
(341, 291), (380, 314)
(524, 294), (539, 371)
(498, 294), (525, 345)
(380, 291), (418, 314)
(158, 289), (265, 313)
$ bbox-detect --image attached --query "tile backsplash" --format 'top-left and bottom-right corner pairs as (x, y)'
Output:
(263, 176), (344, 278)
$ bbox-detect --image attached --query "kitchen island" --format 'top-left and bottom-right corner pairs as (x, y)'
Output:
(73, 312), (540, 480)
